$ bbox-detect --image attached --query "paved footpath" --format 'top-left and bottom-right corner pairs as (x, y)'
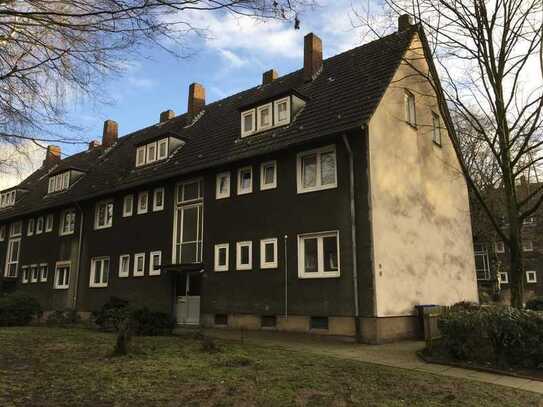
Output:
(189, 327), (543, 396)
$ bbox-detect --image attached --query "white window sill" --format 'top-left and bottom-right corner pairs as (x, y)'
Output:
(261, 263), (278, 269)
(236, 265), (252, 271)
(59, 231), (75, 237)
(54, 286), (69, 290)
(298, 272), (340, 279)
(94, 225), (112, 231)
(133, 272), (145, 277)
(237, 190), (252, 196)
(149, 271), (161, 276)
(260, 184), (277, 191)
(89, 283), (108, 288)
(297, 184), (337, 194)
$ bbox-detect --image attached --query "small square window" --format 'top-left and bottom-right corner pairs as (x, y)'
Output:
(136, 146), (146, 167)
(146, 142), (157, 164)
(214, 243), (229, 272)
(123, 195), (133, 217)
(495, 241), (505, 253)
(274, 97), (291, 126)
(214, 314), (228, 326)
(498, 271), (509, 284)
(45, 214), (54, 232)
(137, 191), (149, 214)
(237, 167), (253, 195)
(236, 241), (252, 271)
(149, 251), (162, 276)
(257, 103), (273, 131)
(153, 188), (165, 211)
(260, 161), (277, 190)
(526, 271), (537, 283)
(134, 253), (145, 277)
(157, 139), (169, 160)
(523, 240), (534, 252)
(241, 109), (256, 137)
(260, 238), (278, 269)
(216, 172), (231, 199)
(119, 255), (130, 278)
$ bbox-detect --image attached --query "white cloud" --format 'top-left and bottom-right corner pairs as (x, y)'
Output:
(0, 141), (43, 190)
(218, 49), (248, 68)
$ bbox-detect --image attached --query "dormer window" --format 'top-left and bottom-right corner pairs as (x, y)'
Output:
(257, 103), (273, 131)
(241, 110), (256, 137)
(48, 171), (70, 194)
(136, 146), (146, 167)
(157, 139), (168, 160)
(274, 97), (291, 126)
(241, 94), (299, 138)
(0, 190), (16, 208)
(135, 138), (171, 167)
(146, 142), (157, 164)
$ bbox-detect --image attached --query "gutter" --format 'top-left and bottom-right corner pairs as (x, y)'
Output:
(73, 203), (84, 310)
(341, 133), (362, 343)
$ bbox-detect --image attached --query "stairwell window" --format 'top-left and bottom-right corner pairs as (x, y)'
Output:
(90, 257), (109, 288)
(95, 201), (113, 230)
(134, 253), (145, 277)
(60, 209), (76, 236)
(404, 90), (416, 127)
(526, 270), (537, 283)
(297, 145), (337, 193)
(137, 191), (149, 214)
(214, 244), (229, 272)
(432, 112), (442, 146)
(54, 262), (70, 289)
(153, 188), (165, 211)
(119, 254), (130, 278)
(241, 109), (256, 137)
(237, 167), (253, 195)
(149, 251), (162, 276)
(216, 172), (230, 199)
(260, 161), (277, 190)
(260, 238), (278, 269)
(4, 238), (21, 278)
(298, 231), (340, 279)
(236, 241), (252, 271)
(123, 195), (133, 217)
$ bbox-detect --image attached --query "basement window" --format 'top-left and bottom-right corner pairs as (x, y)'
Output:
(310, 316), (329, 330)
(261, 315), (277, 328)
(526, 271), (537, 283)
(214, 314), (228, 326)
(298, 231), (340, 279)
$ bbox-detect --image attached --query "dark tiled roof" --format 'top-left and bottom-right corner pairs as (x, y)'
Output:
(0, 28), (415, 222)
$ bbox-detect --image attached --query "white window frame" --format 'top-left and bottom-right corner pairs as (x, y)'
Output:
(60, 209), (76, 236)
(137, 191), (149, 215)
(157, 138), (169, 161)
(241, 109), (256, 137)
(214, 243), (229, 272)
(296, 145), (337, 194)
(136, 146), (147, 167)
(0, 225), (5, 241)
(122, 195), (133, 217)
(30, 264), (39, 283)
(432, 111), (442, 146)
(94, 200), (113, 230)
(0, 190), (16, 208)
(54, 261), (71, 289)
(257, 103), (273, 131)
(499, 271), (509, 284)
(237, 166), (253, 195)
(523, 240), (534, 252)
(260, 161), (277, 190)
(495, 241), (505, 254)
(216, 172), (231, 199)
(21, 266), (29, 284)
(45, 214), (54, 232)
(119, 254), (130, 278)
(298, 231), (341, 279)
(236, 241), (253, 271)
(274, 97), (291, 126)
(134, 253), (145, 277)
(153, 188), (165, 212)
(89, 257), (110, 288)
(4, 238), (21, 278)
(149, 251), (162, 276)
(36, 217), (44, 234)
(526, 270), (537, 283)
(27, 218), (35, 236)
(146, 141), (158, 164)
(260, 238), (278, 269)
(10, 221), (22, 237)
(39, 263), (48, 282)
(404, 90), (416, 127)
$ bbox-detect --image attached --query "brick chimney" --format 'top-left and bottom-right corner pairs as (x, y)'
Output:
(188, 83), (205, 116)
(303, 33), (323, 82)
(102, 119), (118, 147)
(398, 14), (413, 31)
(160, 110), (175, 123)
(43, 145), (61, 167)
(88, 140), (101, 150)
(262, 69), (278, 85)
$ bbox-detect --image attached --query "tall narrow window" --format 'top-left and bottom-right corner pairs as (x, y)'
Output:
(137, 191), (149, 214)
(27, 219), (35, 236)
(257, 103), (273, 131)
(237, 167), (253, 195)
(241, 109), (256, 137)
(36, 217), (44, 234)
(298, 231), (340, 278)
(60, 209), (76, 236)
(45, 214), (54, 232)
(149, 251), (162, 276)
(30, 265), (39, 283)
(404, 90), (416, 126)
(214, 244), (229, 272)
(157, 139), (169, 160)
(236, 241), (252, 271)
(4, 238), (21, 277)
(21, 266), (29, 284)
(10, 221), (22, 237)
(0, 225), (5, 241)
(90, 257), (109, 288)
(297, 146), (337, 193)
(40, 264), (48, 282)
(54, 262), (70, 289)
(123, 195), (133, 217)
(134, 253), (145, 277)
(153, 188), (165, 211)
(260, 161), (277, 190)
(136, 146), (146, 167)
(94, 201), (113, 229)
(174, 180), (203, 264)
(119, 254), (130, 278)
(216, 172), (231, 199)
(432, 112), (442, 146)
(260, 238), (278, 269)
(146, 142), (157, 164)
(274, 97), (291, 126)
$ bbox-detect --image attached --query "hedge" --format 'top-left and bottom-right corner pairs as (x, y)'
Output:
(0, 293), (42, 326)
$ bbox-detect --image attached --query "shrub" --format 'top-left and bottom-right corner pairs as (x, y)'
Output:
(131, 307), (175, 336)
(0, 293), (42, 326)
(526, 297), (543, 311)
(92, 297), (131, 331)
(46, 309), (80, 327)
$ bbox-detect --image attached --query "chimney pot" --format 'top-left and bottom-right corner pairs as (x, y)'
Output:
(43, 145), (61, 167)
(88, 140), (101, 150)
(102, 119), (118, 147)
(188, 83), (205, 116)
(262, 69), (278, 85)
(398, 14), (413, 31)
(160, 110), (176, 123)
(304, 33), (323, 82)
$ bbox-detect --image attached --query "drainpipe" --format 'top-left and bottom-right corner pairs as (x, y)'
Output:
(284, 234), (288, 319)
(73, 203), (84, 310)
(342, 133), (362, 343)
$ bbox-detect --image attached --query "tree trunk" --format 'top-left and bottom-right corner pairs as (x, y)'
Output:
(508, 226), (525, 308)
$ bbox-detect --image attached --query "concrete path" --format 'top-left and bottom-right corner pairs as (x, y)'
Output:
(194, 327), (543, 395)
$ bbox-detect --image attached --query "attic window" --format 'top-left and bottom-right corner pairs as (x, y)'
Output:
(0, 190), (16, 208)
(136, 138), (170, 167)
(48, 172), (70, 194)
(240, 95), (295, 138)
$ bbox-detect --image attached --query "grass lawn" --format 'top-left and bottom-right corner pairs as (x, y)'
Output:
(0, 327), (540, 406)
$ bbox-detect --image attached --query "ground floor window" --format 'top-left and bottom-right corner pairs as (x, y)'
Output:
(214, 244), (229, 272)
(21, 266), (29, 284)
(260, 238), (278, 269)
(119, 255), (130, 278)
(236, 241), (252, 271)
(298, 231), (340, 278)
(54, 262), (71, 289)
(90, 257), (110, 288)
(526, 270), (537, 283)
(149, 251), (162, 276)
(40, 264), (48, 282)
(134, 253), (145, 277)
(30, 265), (39, 283)
(498, 271), (509, 284)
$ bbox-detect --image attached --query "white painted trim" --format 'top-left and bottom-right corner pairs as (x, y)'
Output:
(296, 145), (338, 194)
(214, 243), (229, 272)
(499, 271), (509, 284)
(297, 230), (341, 279)
(257, 102), (273, 131)
(36, 217), (44, 234)
(45, 214), (54, 232)
(54, 261), (71, 289)
(39, 263), (48, 282)
(216, 172), (231, 199)
(237, 166), (253, 195)
(157, 138), (169, 161)
(526, 270), (537, 283)
(89, 257), (110, 288)
(523, 240), (534, 252)
(153, 187), (165, 211)
(30, 264), (39, 283)
(59, 209), (76, 236)
(118, 254), (130, 278)
(146, 141), (157, 164)
(236, 241), (252, 271)
(94, 200), (113, 230)
(134, 253), (145, 277)
(495, 241), (505, 253)
(123, 195), (133, 217)
(241, 109), (256, 137)
(136, 145), (147, 167)
(21, 266), (29, 284)
(149, 250), (162, 276)
(260, 161), (277, 191)
(274, 97), (291, 126)
(4, 237), (21, 278)
(260, 238), (278, 269)
(27, 218), (34, 236)
(137, 191), (149, 214)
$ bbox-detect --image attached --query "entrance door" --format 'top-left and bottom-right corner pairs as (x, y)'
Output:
(176, 273), (202, 325)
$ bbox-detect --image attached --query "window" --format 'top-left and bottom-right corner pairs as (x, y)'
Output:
(174, 180), (204, 264)
(274, 97), (291, 126)
(40, 264), (48, 282)
(495, 241), (505, 254)
(241, 109), (256, 137)
(260, 161), (277, 190)
(45, 214), (54, 232)
(90, 257), (109, 288)
(432, 112), (442, 146)
(526, 270), (537, 283)
(310, 316), (329, 330)
(54, 262), (70, 289)
(404, 90), (416, 126)
(4, 238), (21, 277)
(157, 139), (169, 160)
(146, 142), (157, 164)
(236, 241), (252, 271)
(30, 265), (39, 283)
(137, 191), (148, 214)
(136, 146), (147, 167)
(10, 221), (22, 237)
(523, 240), (534, 252)
(21, 266), (29, 284)
(27, 218), (35, 236)
(123, 195), (133, 217)
(134, 253), (145, 277)
(94, 201), (113, 229)
(149, 251), (162, 276)
(119, 255), (130, 278)
(216, 172), (231, 199)
(48, 172), (70, 193)
(60, 209), (76, 236)
(0, 225), (5, 241)
(214, 244), (229, 272)
(0, 190), (16, 208)
(261, 315), (277, 328)
(523, 217), (536, 226)
(297, 145), (337, 193)
(499, 271), (509, 284)
(36, 217), (44, 234)
(257, 103), (273, 131)
(474, 244), (490, 280)
(237, 167), (253, 195)
(153, 188), (165, 211)
(298, 231), (340, 278)
(260, 238), (278, 269)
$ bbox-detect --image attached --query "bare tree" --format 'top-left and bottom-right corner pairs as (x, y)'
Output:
(0, 0), (311, 162)
(354, 0), (543, 307)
